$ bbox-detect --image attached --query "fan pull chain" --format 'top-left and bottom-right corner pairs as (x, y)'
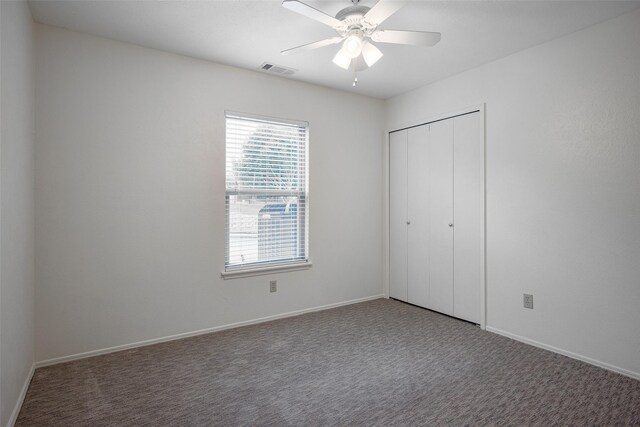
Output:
(353, 73), (358, 87)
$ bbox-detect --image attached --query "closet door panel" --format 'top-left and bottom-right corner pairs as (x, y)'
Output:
(389, 130), (408, 301)
(428, 120), (454, 316)
(453, 113), (483, 323)
(407, 125), (429, 308)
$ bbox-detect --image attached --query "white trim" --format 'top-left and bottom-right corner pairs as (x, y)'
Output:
(35, 294), (384, 368)
(382, 126), (390, 299)
(478, 103), (487, 331)
(486, 326), (640, 381)
(221, 261), (312, 279)
(225, 110), (308, 128)
(6, 363), (35, 427)
(387, 103), (485, 136)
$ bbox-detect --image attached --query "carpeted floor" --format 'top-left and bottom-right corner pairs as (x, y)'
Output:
(17, 298), (640, 426)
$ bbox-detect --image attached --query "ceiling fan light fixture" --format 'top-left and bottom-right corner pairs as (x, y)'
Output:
(361, 41), (383, 67)
(342, 33), (363, 58)
(280, 0), (441, 82)
(332, 49), (351, 70)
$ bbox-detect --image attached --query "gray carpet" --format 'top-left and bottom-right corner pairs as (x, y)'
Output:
(16, 298), (640, 426)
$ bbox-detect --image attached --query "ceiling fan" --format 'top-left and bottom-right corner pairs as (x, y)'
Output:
(280, 0), (441, 74)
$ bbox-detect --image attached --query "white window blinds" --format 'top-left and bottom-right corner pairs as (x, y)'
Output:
(225, 112), (309, 271)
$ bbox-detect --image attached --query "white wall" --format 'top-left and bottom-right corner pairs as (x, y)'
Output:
(0, 1), (36, 425)
(386, 9), (640, 377)
(35, 24), (384, 362)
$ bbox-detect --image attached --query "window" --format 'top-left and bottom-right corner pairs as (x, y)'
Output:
(224, 112), (309, 275)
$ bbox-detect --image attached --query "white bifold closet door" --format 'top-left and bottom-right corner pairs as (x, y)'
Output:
(389, 111), (483, 324)
(452, 113), (483, 323)
(390, 125), (435, 307)
(407, 125), (430, 308)
(428, 120), (455, 316)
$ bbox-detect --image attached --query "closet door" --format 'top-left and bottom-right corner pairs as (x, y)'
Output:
(407, 125), (429, 308)
(428, 120), (454, 316)
(453, 112), (483, 323)
(389, 130), (408, 301)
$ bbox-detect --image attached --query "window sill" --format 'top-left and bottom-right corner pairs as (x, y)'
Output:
(220, 261), (313, 280)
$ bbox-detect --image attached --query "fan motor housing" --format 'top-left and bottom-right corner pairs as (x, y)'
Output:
(335, 5), (371, 23)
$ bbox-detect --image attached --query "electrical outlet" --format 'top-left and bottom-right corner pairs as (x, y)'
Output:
(523, 293), (534, 309)
(270, 280), (277, 293)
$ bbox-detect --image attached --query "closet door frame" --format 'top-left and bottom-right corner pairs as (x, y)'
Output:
(385, 103), (486, 330)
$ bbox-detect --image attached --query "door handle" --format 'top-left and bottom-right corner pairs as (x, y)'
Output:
(448, 223), (453, 227)
(407, 221), (411, 225)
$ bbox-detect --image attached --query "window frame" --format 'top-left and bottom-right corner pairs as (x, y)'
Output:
(221, 111), (311, 279)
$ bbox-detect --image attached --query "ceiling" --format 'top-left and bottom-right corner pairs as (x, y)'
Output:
(28, 0), (640, 99)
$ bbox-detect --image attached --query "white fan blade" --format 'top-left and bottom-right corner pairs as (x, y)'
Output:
(282, 0), (343, 28)
(363, 0), (405, 26)
(371, 30), (441, 46)
(281, 36), (343, 55)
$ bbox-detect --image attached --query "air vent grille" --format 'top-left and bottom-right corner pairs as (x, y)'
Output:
(259, 63), (297, 75)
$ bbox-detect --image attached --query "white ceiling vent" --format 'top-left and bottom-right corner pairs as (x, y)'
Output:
(259, 63), (297, 75)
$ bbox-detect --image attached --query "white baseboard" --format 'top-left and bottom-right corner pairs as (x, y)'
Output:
(486, 326), (640, 381)
(35, 294), (385, 368)
(6, 363), (35, 427)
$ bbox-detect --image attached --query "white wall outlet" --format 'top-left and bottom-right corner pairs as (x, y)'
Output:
(523, 293), (534, 309)
(270, 280), (277, 293)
